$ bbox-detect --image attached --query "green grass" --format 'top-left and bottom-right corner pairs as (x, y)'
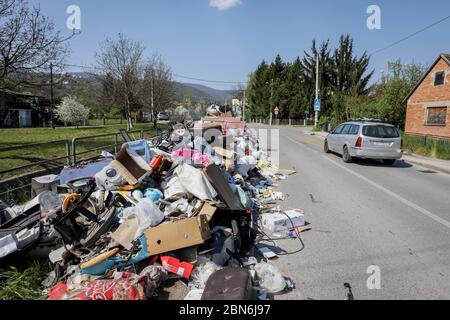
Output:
(403, 134), (450, 160)
(0, 262), (50, 300)
(0, 123), (162, 181)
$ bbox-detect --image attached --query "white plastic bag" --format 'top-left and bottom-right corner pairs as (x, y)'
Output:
(254, 262), (286, 294)
(163, 176), (189, 201)
(236, 156), (257, 177)
(189, 256), (222, 290)
(121, 198), (165, 238)
(175, 163), (217, 200)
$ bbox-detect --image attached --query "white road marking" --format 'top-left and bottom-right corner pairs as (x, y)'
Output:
(286, 135), (450, 229)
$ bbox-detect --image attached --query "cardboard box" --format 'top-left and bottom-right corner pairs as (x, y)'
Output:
(110, 147), (151, 185)
(145, 215), (211, 256)
(196, 201), (217, 221)
(213, 147), (237, 172)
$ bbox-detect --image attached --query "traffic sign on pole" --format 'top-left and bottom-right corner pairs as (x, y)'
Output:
(314, 99), (321, 112)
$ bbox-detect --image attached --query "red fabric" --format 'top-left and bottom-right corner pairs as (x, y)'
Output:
(48, 273), (145, 301)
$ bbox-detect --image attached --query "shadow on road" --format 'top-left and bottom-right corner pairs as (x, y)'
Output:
(327, 152), (413, 169)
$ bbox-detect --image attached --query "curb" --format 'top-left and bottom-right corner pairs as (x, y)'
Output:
(402, 156), (450, 176)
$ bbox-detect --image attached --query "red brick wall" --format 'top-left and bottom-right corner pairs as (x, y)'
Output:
(405, 58), (450, 138)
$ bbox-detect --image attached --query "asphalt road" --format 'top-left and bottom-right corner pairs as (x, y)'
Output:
(253, 125), (450, 300)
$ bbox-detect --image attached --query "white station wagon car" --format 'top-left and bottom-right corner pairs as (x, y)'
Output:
(324, 121), (403, 165)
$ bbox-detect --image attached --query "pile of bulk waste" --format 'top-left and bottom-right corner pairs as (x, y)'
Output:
(0, 120), (307, 300)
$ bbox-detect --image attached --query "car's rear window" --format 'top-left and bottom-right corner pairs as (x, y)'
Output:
(363, 125), (400, 138)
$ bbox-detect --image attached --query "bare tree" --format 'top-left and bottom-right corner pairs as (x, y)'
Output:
(140, 55), (175, 124)
(96, 33), (145, 130)
(0, 0), (70, 89)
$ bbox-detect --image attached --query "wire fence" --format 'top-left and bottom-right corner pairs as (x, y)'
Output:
(403, 134), (450, 160)
(248, 119), (316, 126)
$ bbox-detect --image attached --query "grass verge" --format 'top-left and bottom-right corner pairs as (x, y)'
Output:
(0, 262), (49, 300)
(403, 134), (450, 160)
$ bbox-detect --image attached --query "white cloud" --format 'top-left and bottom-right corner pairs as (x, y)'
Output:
(209, 0), (242, 11)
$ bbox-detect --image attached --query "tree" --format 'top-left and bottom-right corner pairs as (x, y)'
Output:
(55, 96), (90, 128)
(329, 35), (374, 123)
(247, 60), (271, 119)
(140, 55), (175, 122)
(183, 92), (196, 109)
(96, 33), (145, 130)
(375, 60), (426, 129)
(0, 0), (70, 89)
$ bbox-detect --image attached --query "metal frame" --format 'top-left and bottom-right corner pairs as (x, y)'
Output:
(0, 128), (158, 203)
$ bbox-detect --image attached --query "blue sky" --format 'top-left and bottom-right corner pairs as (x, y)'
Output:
(30, 0), (450, 89)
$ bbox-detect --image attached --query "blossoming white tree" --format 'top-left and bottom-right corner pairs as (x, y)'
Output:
(55, 96), (90, 128)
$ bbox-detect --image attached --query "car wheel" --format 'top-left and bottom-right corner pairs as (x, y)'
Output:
(324, 140), (330, 154)
(343, 146), (353, 163)
(383, 159), (396, 166)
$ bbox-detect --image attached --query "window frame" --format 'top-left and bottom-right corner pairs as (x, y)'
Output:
(434, 71), (445, 87)
(425, 106), (447, 126)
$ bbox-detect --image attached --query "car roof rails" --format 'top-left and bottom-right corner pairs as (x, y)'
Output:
(348, 118), (385, 123)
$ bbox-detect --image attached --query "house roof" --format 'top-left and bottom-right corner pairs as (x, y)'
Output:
(404, 53), (450, 103)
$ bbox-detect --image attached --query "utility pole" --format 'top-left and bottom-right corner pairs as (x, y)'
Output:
(270, 78), (274, 126)
(242, 89), (246, 121)
(150, 69), (155, 122)
(315, 54), (320, 128)
(50, 62), (54, 129)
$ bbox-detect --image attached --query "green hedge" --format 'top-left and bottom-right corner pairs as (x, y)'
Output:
(403, 135), (450, 160)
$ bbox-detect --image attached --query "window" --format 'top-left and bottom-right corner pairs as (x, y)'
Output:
(434, 71), (445, 86)
(427, 107), (447, 126)
(333, 125), (345, 134)
(363, 125), (400, 138)
(341, 124), (352, 135)
(349, 125), (360, 135)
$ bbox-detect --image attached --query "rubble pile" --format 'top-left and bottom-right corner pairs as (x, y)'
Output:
(0, 119), (306, 301)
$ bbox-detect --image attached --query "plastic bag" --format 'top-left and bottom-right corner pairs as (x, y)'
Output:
(253, 262), (286, 294)
(164, 199), (193, 217)
(236, 156), (257, 177)
(189, 256), (222, 290)
(39, 192), (64, 219)
(175, 163), (217, 201)
(121, 198), (165, 238)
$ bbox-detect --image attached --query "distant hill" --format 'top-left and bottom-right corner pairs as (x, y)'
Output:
(174, 83), (236, 102)
(66, 71), (97, 80)
(65, 72), (236, 102)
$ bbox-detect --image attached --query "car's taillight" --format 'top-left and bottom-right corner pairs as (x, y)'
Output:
(355, 137), (363, 148)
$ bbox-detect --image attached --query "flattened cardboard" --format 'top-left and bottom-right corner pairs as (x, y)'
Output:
(111, 215), (140, 250)
(204, 164), (244, 211)
(145, 215), (211, 256)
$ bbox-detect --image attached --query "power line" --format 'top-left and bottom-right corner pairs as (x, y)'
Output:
(62, 63), (247, 86)
(173, 73), (247, 85)
(371, 15), (450, 55)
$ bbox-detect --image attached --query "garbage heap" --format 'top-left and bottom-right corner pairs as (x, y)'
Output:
(0, 121), (303, 301)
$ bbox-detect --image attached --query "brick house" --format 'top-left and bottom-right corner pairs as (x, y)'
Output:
(404, 53), (450, 139)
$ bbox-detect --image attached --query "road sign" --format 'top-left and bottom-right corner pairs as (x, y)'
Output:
(314, 99), (321, 112)
(274, 107), (279, 116)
